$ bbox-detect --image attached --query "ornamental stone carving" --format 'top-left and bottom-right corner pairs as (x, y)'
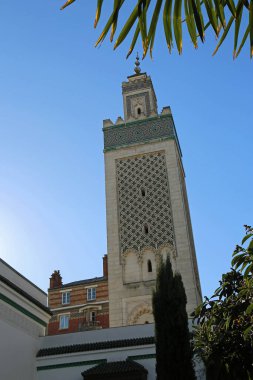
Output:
(127, 303), (153, 325)
(103, 114), (176, 150)
(116, 151), (175, 254)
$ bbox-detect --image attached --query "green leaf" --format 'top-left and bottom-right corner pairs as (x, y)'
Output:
(60, 0), (76, 11)
(213, 15), (234, 55)
(244, 263), (253, 276)
(242, 233), (253, 245)
(185, 0), (198, 48)
(110, 0), (122, 42)
(95, 0), (125, 47)
(174, 0), (183, 54)
(163, 0), (174, 52)
(114, 2), (141, 49)
(248, 239), (253, 251)
(137, 0), (150, 53)
(204, 0), (219, 35)
(213, 0), (226, 28)
(243, 325), (252, 339)
(94, 0), (104, 28)
(126, 24), (140, 58)
(246, 303), (253, 315)
(226, 0), (237, 18)
(145, 0), (163, 58)
(231, 253), (246, 268)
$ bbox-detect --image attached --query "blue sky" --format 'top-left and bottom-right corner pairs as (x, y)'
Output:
(0, 1), (252, 299)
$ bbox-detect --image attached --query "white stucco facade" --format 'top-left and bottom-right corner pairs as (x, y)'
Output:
(0, 259), (51, 380)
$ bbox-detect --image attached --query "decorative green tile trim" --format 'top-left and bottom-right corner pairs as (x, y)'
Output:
(37, 359), (106, 371)
(128, 354), (156, 360)
(102, 115), (163, 131)
(103, 115), (176, 151)
(104, 136), (174, 153)
(0, 292), (47, 327)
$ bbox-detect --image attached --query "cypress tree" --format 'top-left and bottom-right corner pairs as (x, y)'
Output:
(153, 255), (196, 380)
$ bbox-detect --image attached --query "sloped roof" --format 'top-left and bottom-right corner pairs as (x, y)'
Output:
(81, 360), (147, 377)
(61, 276), (106, 288)
(0, 274), (52, 315)
(37, 336), (154, 357)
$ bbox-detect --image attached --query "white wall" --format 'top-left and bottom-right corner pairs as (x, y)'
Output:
(0, 318), (40, 380)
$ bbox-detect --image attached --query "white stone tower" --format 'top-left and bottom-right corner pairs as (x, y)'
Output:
(103, 57), (202, 328)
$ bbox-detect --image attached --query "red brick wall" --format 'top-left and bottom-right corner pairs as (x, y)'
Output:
(47, 277), (109, 335)
(47, 313), (109, 335)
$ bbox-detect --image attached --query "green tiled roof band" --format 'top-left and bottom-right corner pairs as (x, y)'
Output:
(128, 354), (156, 360)
(37, 337), (155, 357)
(104, 116), (176, 151)
(37, 359), (106, 371)
(103, 136), (174, 152)
(0, 292), (47, 327)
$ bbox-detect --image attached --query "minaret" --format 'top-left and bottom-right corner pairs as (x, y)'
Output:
(103, 57), (202, 327)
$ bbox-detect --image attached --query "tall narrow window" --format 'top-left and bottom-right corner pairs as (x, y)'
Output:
(62, 291), (70, 305)
(137, 107), (141, 115)
(144, 224), (149, 234)
(90, 311), (96, 324)
(147, 260), (152, 273)
(87, 287), (96, 301)
(141, 187), (146, 197)
(59, 314), (69, 329)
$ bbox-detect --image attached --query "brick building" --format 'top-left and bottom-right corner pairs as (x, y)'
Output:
(47, 255), (109, 335)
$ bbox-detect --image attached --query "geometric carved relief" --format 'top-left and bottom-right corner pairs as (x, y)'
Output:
(126, 92), (151, 119)
(116, 151), (175, 254)
(127, 302), (153, 325)
(104, 116), (175, 150)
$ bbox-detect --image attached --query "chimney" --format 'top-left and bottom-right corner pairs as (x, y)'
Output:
(103, 255), (108, 278)
(49, 270), (63, 289)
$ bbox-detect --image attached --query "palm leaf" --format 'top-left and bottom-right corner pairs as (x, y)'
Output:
(225, 0), (237, 18)
(191, 0), (205, 42)
(174, 0), (183, 54)
(94, 0), (104, 28)
(213, 14), (234, 55)
(60, 0), (253, 58)
(138, 0), (150, 53)
(95, 0), (125, 47)
(145, 0), (163, 57)
(234, 4), (244, 57)
(204, 0), (219, 35)
(126, 24), (141, 58)
(163, 0), (174, 52)
(60, 0), (76, 11)
(250, 0), (253, 57)
(114, 2), (142, 49)
(110, 0), (122, 42)
(185, 0), (198, 48)
(213, 0), (226, 28)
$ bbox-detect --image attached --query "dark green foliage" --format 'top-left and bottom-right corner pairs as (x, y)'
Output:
(193, 226), (253, 380)
(153, 256), (196, 380)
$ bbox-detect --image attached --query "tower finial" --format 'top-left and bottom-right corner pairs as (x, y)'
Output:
(134, 52), (141, 75)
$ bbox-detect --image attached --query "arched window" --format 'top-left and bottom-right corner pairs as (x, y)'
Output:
(137, 107), (141, 115)
(147, 260), (152, 273)
(141, 187), (146, 197)
(144, 224), (149, 234)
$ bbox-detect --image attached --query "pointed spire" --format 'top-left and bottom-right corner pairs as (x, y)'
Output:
(134, 52), (141, 75)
